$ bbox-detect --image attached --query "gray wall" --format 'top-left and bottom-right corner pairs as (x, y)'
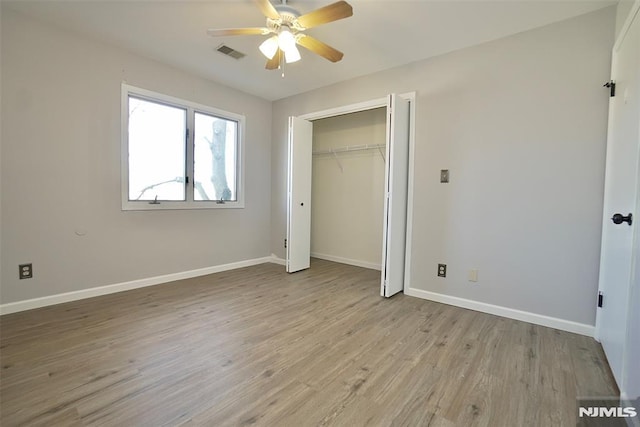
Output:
(1, 10), (272, 304)
(271, 7), (615, 326)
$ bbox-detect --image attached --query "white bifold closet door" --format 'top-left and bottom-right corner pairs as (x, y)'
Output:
(286, 116), (313, 273)
(380, 94), (410, 297)
(286, 94), (410, 290)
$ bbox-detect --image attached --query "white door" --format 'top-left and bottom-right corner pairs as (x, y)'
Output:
(381, 94), (410, 297)
(595, 5), (640, 391)
(286, 116), (313, 273)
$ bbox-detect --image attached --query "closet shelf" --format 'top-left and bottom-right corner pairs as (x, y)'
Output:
(312, 143), (386, 173)
(312, 143), (385, 156)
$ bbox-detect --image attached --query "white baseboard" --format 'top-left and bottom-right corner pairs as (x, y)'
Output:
(269, 254), (286, 266)
(0, 256), (276, 316)
(311, 252), (382, 271)
(404, 286), (595, 337)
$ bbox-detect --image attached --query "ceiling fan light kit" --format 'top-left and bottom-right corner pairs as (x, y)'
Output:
(276, 27), (301, 63)
(259, 36), (279, 59)
(284, 45), (302, 64)
(207, 0), (353, 71)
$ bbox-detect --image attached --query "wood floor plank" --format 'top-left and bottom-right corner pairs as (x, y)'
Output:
(0, 259), (617, 426)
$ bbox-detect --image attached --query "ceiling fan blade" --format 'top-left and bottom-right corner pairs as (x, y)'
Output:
(296, 35), (344, 62)
(254, 0), (280, 20)
(296, 1), (353, 29)
(207, 28), (268, 37)
(266, 49), (281, 70)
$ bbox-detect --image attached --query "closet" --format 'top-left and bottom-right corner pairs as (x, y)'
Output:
(310, 108), (387, 271)
(287, 93), (411, 297)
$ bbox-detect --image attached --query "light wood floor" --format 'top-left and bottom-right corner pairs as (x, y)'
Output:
(0, 259), (617, 426)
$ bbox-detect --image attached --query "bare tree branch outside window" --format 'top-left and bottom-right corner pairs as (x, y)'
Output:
(207, 119), (231, 201)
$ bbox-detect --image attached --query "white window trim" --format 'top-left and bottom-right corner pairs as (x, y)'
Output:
(121, 83), (245, 210)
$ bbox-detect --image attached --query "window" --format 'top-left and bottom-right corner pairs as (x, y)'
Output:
(121, 84), (244, 210)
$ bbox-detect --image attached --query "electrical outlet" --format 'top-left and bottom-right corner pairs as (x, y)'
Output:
(19, 263), (33, 279)
(440, 169), (449, 183)
(437, 263), (447, 277)
(468, 269), (478, 282)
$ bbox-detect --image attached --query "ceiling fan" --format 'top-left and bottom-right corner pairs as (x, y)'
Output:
(207, 0), (353, 70)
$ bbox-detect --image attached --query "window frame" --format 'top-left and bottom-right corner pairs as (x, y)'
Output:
(121, 84), (245, 210)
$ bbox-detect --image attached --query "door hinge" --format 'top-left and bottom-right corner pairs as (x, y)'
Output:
(284, 238), (287, 249)
(597, 291), (603, 308)
(604, 81), (616, 97)
(186, 128), (190, 139)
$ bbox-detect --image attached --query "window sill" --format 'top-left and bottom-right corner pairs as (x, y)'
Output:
(121, 201), (245, 211)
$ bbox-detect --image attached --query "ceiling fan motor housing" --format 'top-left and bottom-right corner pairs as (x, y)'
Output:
(270, 6), (303, 32)
(275, 5), (300, 18)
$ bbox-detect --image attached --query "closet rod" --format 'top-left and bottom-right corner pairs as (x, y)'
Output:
(312, 143), (385, 156)
(313, 143), (385, 173)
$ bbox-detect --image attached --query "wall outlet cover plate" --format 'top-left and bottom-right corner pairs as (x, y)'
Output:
(19, 263), (33, 279)
(437, 263), (447, 277)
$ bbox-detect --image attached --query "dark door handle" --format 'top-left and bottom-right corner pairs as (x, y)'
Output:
(611, 213), (632, 225)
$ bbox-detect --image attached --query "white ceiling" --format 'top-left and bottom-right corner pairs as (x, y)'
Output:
(4, 0), (615, 101)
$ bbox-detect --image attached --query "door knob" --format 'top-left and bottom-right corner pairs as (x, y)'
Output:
(611, 213), (633, 225)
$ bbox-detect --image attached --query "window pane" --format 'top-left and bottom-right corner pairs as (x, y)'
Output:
(128, 97), (186, 201)
(194, 112), (238, 201)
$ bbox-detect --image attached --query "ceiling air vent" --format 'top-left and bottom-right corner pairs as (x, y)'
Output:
(216, 44), (246, 60)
